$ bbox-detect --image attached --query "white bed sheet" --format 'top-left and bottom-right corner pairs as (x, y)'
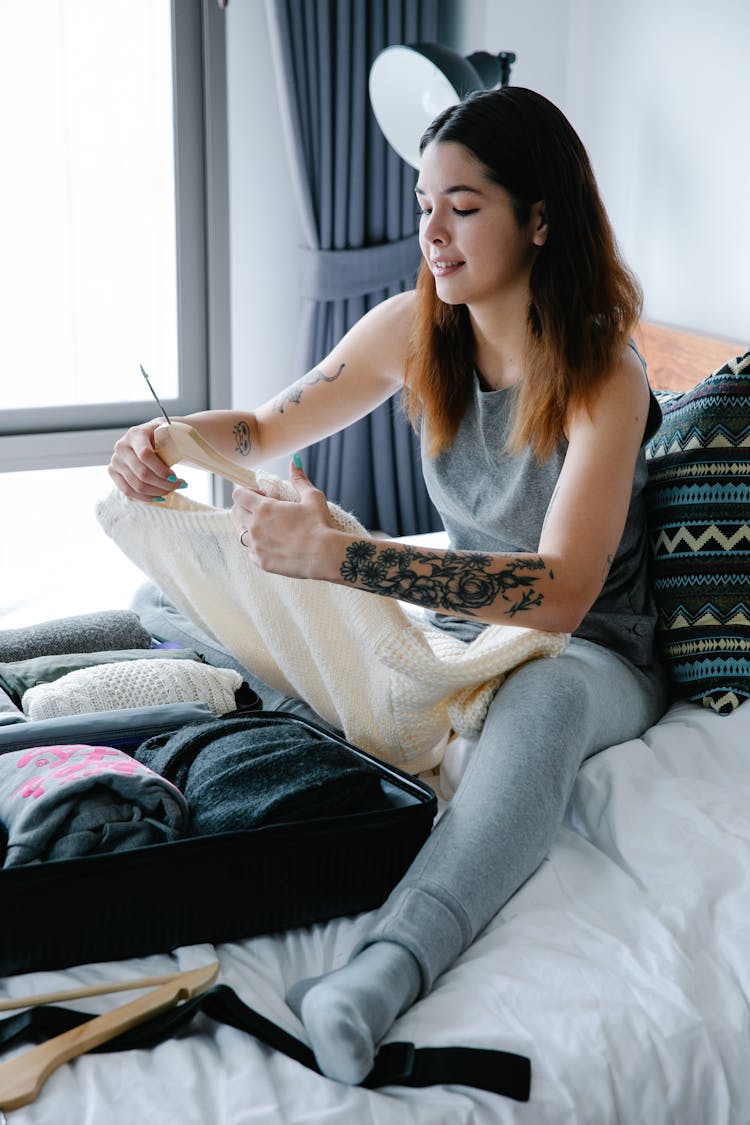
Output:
(3, 697), (750, 1124)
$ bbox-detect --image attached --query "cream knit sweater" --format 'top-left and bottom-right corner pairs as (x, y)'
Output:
(96, 480), (567, 772)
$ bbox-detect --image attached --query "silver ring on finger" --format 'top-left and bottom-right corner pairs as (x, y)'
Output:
(239, 527), (250, 548)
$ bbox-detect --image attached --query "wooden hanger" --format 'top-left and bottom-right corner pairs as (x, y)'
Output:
(0, 960), (219, 1111)
(0, 969), (201, 1013)
(154, 421), (262, 490)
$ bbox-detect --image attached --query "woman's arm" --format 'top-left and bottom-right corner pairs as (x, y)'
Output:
(108, 292), (413, 501)
(234, 346), (650, 635)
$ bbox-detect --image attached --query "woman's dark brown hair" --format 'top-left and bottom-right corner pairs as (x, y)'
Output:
(404, 87), (643, 459)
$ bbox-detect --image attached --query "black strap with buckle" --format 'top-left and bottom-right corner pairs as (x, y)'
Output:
(0, 983), (531, 1101)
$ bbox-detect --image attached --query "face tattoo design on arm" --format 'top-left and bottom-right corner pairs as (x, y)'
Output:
(273, 364), (345, 414)
(340, 543), (547, 618)
(233, 420), (252, 456)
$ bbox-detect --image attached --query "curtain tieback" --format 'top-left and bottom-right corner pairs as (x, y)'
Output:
(298, 234), (421, 301)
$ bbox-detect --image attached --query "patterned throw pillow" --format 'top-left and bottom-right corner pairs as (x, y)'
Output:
(645, 348), (750, 713)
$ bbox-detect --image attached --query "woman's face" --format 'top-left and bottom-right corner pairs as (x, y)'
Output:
(416, 140), (546, 311)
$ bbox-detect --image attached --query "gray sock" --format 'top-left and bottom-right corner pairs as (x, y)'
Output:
(286, 940), (422, 1084)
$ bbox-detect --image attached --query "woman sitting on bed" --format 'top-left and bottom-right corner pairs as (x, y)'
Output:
(109, 87), (670, 1085)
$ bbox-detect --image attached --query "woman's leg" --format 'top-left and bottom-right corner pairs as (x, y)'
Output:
(288, 639), (669, 1083)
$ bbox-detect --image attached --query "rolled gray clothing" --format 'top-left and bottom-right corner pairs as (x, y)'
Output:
(135, 715), (387, 835)
(0, 743), (189, 867)
(0, 611), (152, 663)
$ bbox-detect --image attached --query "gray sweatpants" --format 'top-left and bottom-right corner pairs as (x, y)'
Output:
(133, 583), (669, 992)
(357, 636), (669, 991)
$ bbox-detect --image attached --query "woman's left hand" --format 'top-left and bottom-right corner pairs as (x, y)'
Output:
(232, 458), (338, 580)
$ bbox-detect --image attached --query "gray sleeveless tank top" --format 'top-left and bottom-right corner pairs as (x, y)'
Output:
(421, 360), (661, 667)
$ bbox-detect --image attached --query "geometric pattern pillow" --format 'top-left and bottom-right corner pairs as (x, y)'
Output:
(645, 347), (750, 713)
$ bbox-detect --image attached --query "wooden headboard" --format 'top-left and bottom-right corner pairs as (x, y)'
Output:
(636, 321), (747, 393)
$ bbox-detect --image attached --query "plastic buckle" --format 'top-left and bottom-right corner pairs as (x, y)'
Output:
(368, 1040), (416, 1085)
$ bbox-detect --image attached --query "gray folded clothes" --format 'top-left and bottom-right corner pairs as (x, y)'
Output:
(0, 611), (152, 663)
(135, 716), (387, 835)
(0, 743), (189, 867)
(0, 647), (205, 708)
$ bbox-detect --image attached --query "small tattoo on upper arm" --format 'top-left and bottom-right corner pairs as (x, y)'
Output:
(233, 420), (252, 456)
(273, 363), (345, 414)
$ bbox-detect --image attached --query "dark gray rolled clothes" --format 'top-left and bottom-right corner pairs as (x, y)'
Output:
(0, 611), (152, 663)
(135, 716), (387, 834)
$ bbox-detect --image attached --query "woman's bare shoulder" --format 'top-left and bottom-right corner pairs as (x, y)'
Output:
(330, 290), (417, 384)
(359, 289), (416, 332)
(568, 342), (651, 441)
(603, 342), (651, 413)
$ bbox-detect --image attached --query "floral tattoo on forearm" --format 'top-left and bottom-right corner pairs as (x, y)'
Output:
(233, 420), (252, 456)
(340, 542), (547, 617)
(273, 364), (345, 413)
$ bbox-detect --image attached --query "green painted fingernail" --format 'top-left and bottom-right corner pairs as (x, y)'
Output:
(151, 496), (166, 503)
(177, 481), (188, 489)
(167, 474), (178, 482)
(292, 452), (303, 469)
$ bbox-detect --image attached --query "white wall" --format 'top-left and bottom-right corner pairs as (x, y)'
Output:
(224, 0), (300, 473)
(224, 0), (748, 429)
(463, 0), (749, 340)
(449, 0), (571, 107)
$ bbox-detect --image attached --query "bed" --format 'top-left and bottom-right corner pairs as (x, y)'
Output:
(2, 321), (750, 1124)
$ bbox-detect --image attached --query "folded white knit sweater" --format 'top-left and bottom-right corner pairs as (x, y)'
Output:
(96, 481), (567, 772)
(22, 659), (242, 721)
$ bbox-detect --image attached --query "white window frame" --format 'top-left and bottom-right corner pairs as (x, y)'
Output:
(0, 0), (229, 473)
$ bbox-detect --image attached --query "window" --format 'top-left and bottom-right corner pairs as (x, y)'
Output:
(0, 1), (228, 626)
(0, 0), (226, 471)
(0, 463), (213, 626)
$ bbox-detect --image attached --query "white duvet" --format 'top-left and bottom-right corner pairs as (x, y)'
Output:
(4, 699), (750, 1125)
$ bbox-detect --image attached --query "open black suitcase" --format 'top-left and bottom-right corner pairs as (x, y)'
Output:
(0, 706), (437, 977)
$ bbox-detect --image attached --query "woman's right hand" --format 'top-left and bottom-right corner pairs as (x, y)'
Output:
(108, 418), (185, 501)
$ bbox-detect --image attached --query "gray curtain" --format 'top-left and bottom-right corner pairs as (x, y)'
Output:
(264, 0), (441, 535)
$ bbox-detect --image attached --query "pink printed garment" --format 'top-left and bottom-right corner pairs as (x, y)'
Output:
(0, 744), (189, 867)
